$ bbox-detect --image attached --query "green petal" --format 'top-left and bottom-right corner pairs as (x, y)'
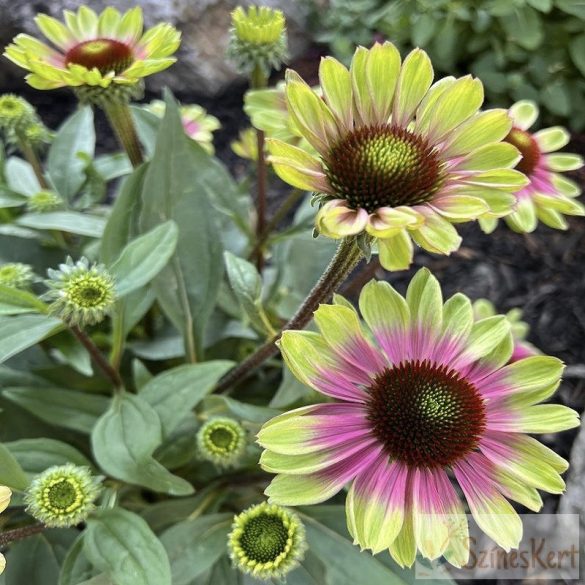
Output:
(63, 10), (83, 39)
(366, 42), (401, 125)
(35, 14), (76, 50)
(319, 57), (353, 131)
(415, 77), (457, 135)
(278, 330), (334, 392)
(377, 230), (413, 271)
(472, 189), (517, 217)
(465, 169), (529, 189)
(392, 48), (433, 127)
(509, 100), (539, 130)
(533, 193), (585, 216)
(551, 174), (581, 197)
(266, 472), (347, 505)
(350, 46), (374, 125)
(441, 293), (473, 346)
(118, 6), (143, 44)
(76, 6), (99, 38)
(359, 279), (410, 337)
(535, 206), (568, 230)
(286, 70), (339, 155)
(501, 356), (564, 407)
(98, 7), (122, 38)
(388, 510), (416, 568)
(405, 269), (443, 335)
(505, 198), (537, 233)
(431, 195), (489, 219)
(517, 404), (580, 433)
(261, 448), (343, 475)
(257, 406), (323, 455)
(267, 138), (331, 193)
(458, 316), (511, 364)
(495, 467), (543, 512)
(534, 126), (570, 153)
(546, 154), (584, 172)
(410, 212), (462, 255)
(425, 76), (484, 142)
(442, 109), (512, 159)
(454, 142), (520, 172)
(479, 216), (498, 234)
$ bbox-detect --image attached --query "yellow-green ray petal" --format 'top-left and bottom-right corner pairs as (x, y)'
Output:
(509, 100), (538, 130)
(366, 42), (401, 125)
(534, 126), (570, 153)
(377, 230), (414, 271)
(35, 14), (76, 50)
(546, 154), (584, 172)
(319, 57), (353, 131)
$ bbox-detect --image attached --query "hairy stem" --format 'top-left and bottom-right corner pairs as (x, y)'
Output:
(0, 523), (44, 546)
(215, 238), (362, 393)
(71, 325), (123, 390)
(102, 100), (144, 168)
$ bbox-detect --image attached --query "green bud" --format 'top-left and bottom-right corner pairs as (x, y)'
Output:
(0, 262), (35, 289)
(197, 417), (246, 467)
(27, 190), (64, 213)
(0, 94), (36, 134)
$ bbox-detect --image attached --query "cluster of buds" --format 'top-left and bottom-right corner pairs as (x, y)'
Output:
(0, 94), (52, 149)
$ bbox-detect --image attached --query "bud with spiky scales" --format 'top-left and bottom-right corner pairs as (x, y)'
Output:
(228, 502), (307, 580)
(0, 94), (36, 134)
(25, 464), (101, 528)
(27, 190), (64, 213)
(45, 257), (116, 327)
(197, 417), (247, 467)
(0, 262), (35, 289)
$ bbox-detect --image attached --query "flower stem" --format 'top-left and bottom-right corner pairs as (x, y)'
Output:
(16, 134), (49, 189)
(102, 100), (144, 168)
(109, 305), (125, 371)
(70, 325), (123, 390)
(215, 238), (362, 393)
(250, 65), (269, 272)
(0, 523), (45, 546)
(247, 188), (304, 261)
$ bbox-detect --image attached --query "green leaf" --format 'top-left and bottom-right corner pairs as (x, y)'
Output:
(140, 361), (233, 438)
(6, 530), (77, 585)
(131, 107), (161, 156)
(7, 438), (93, 475)
(270, 365), (314, 408)
(110, 221), (178, 297)
(204, 395), (280, 423)
(0, 284), (48, 315)
(570, 34), (585, 76)
(224, 251), (273, 334)
(17, 212), (106, 237)
(411, 13), (436, 46)
(500, 6), (543, 50)
(160, 514), (232, 585)
(47, 106), (95, 200)
(138, 90), (224, 360)
(93, 153), (132, 181)
(84, 508), (172, 585)
(0, 314), (63, 363)
(59, 533), (100, 585)
(2, 387), (109, 434)
(557, 0), (585, 19)
(91, 391), (193, 495)
(0, 442), (29, 490)
(5, 156), (40, 196)
(100, 165), (148, 265)
(0, 187), (27, 208)
(50, 331), (93, 376)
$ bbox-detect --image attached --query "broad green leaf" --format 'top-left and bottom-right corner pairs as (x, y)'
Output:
(50, 331), (93, 376)
(17, 211), (106, 237)
(139, 90), (224, 360)
(110, 221), (178, 297)
(204, 395), (280, 423)
(140, 361), (233, 438)
(6, 531), (77, 584)
(270, 365), (314, 408)
(47, 106), (95, 200)
(84, 508), (171, 585)
(160, 514), (232, 585)
(0, 314), (63, 363)
(91, 391), (193, 495)
(557, 0), (585, 19)
(0, 442), (29, 490)
(5, 157), (40, 196)
(499, 7), (543, 50)
(0, 187), (27, 208)
(131, 107), (161, 156)
(59, 533), (99, 585)
(0, 284), (48, 315)
(2, 387), (109, 434)
(93, 153), (132, 181)
(100, 165), (148, 265)
(7, 438), (93, 475)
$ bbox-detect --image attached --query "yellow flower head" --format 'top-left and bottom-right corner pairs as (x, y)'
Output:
(4, 7), (180, 91)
